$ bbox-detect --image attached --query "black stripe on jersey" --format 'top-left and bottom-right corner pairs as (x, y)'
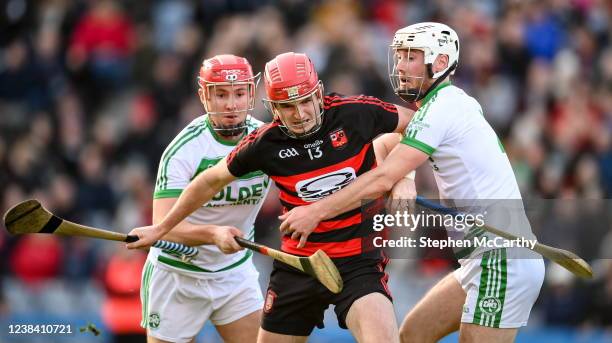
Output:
(322, 207), (362, 221)
(305, 218), (376, 243)
(278, 199), (363, 222)
(279, 198), (302, 209)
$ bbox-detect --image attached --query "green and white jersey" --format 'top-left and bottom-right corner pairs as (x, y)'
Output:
(401, 82), (535, 259)
(402, 82), (519, 200)
(149, 115), (271, 278)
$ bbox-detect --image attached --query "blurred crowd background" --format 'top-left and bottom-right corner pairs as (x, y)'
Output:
(0, 0), (611, 342)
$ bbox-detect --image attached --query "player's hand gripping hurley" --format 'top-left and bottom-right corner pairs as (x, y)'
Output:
(3, 199), (198, 259)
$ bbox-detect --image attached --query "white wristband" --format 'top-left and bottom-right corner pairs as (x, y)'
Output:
(404, 170), (416, 181)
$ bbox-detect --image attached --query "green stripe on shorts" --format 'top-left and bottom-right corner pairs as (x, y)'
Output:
(158, 249), (253, 272)
(140, 261), (154, 328)
(472, 249), (507, 328)
(493, 249), (507, 328)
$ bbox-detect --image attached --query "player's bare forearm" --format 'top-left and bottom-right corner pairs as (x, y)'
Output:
(314, 144), (427, 220)
(153, 198), (217, 245)
(158, 159), (236, 234)
(394, 105), (415, 133)
(374, 133), (402, 165)
(312, 168), (393, 220)
(324, 133), (402, 213)
(161, 223), (219, 246)
(160, 218), (243, 253)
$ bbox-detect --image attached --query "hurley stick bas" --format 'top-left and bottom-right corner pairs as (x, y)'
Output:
(235, 237), (343, 293)
(3, 199), (198, 258)
(415, 196), (593, 279)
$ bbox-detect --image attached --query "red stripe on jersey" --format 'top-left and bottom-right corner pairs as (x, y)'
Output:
(278, 190), (310, 206)
(281, 236), (362, 257)
(227, 122), (279, 167)
(325, 95), (395, 110)
(326, 101), (398, 113)
(314, 212), (362, 233)
(325, 99), (398, 113)
(271, 143), (372, 191)
(325, 94), (393, 106)
(324, 95), (398, 113)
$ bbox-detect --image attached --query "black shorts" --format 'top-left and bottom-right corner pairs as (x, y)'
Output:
(261, 251), (392, 336)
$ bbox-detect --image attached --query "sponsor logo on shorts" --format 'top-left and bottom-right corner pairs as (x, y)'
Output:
(264, 289), (277, 314)
(148, 313), (161, 329)
(463, 305), (470, 314)
(478, 296), (502, 315)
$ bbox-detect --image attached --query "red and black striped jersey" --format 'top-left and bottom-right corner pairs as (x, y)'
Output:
(227, 93), (399, 258)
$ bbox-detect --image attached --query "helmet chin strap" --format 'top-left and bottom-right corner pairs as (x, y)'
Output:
(398, 61), (457, 103)
(214, 125), (247, 137)
(208, 117), (248, 137)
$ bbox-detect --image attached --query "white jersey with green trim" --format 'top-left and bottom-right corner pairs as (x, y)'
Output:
(401, 82), (536, 259)
(149, 114), (271, 278)
(402, 82), (519, 200)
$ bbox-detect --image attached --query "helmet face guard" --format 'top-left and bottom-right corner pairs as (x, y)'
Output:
(198, 73), (261, 136)
(388, 47), (428, 103)
(263, 81), (324, 139)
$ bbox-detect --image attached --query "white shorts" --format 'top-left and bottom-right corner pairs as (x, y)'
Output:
(454, 248), (545, 328)
(140, 261), (263, 343)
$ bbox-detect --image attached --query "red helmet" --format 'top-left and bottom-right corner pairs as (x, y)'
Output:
(197, 54), (260, 136)
(198, 54), (255, 85)
(264, 52), (320, 101)
(263, 52), (324, 138)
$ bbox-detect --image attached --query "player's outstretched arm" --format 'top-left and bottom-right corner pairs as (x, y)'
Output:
(127, 158), (237, 249)
(321, 143), (425, 214)
(152, 198), (243, 253)
(280, 144), (428, 247)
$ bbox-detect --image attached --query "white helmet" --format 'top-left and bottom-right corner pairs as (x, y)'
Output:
(389, 22), (460, 102)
